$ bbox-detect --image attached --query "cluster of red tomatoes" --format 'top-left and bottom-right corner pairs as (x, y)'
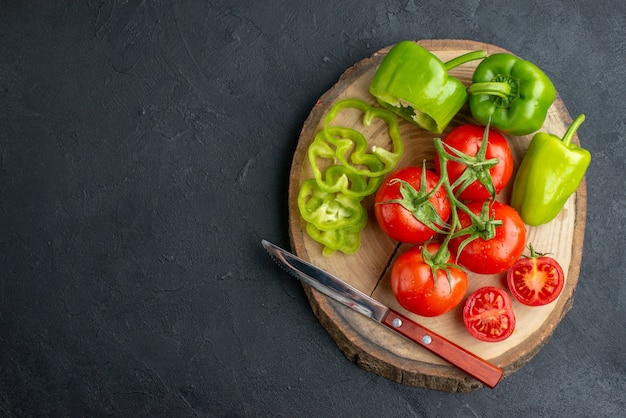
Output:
(374, 124), (565, 342)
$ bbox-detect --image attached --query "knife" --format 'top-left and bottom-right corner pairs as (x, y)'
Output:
(261, 239), (503, 388)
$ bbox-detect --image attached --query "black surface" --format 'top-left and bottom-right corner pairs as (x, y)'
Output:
(1, 1), (625, 416)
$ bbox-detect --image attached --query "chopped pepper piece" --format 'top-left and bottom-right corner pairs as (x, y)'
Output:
(306, 213), (368, 257)
(321, 98), (404, 178)
(298, 179), (367, 231)
(468, 53), (556, 136)
(299, 98), (404, 256)
(369, 40), (487, 134)
(510, 114), (590, 226)
(308, 128), (385, 198)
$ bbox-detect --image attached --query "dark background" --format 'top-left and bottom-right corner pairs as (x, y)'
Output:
(1, 1), (625, 416)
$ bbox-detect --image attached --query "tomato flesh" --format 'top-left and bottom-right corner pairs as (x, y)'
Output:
(507, 256), (564, 306)
(463, 286), (516, 342)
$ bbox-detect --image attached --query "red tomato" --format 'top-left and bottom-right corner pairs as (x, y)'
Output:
(463, 286), (516, 342)
(375, 166), (451, 244)
(450, 200), (526, 274)
(507, 250), (565, 306)
(434, 124), (513, 201)
(391, 242), (468, 317)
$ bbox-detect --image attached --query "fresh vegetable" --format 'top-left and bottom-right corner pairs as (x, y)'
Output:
(299, 99), (404, 255)
(305, 215), (367, 256)
(449, 200), (526, 275)
(510, 114), (590, 226)
(391, 242), (468, 317)
(463, 286), (516, 342)
(317, 99), (404, 179)
(309, 134), (385, 199)
(507, 245), (565, 306)
(374, 164), (451, 244)
(434, 123), (513, 201)
(298, 178), (369, 256)
(298, 179), (367, 232)
(370, 40), (486, 134)
(467, 53), (556, 136)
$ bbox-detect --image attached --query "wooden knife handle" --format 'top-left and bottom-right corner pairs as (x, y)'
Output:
(382, 309), (503, 388)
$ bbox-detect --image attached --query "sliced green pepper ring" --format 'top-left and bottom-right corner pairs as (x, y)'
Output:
(299, 98), (404, 256)
(308, 130), (385, 198)
(321, 98), (403, 178)
(297, 179), (367, 231)
(305, 212), (368, 256)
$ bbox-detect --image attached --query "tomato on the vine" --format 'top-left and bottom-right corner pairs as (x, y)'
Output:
(374, 166), (451, 244)
(450, 200), (526, 275)
(391, 242), (467, 317)
(507, 246), (565, 306)
(434, 124), (513, 201)
(463, 286), (516, 342)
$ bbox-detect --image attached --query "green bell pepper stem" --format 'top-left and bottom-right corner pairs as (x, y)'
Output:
(466, 81), (512, 100)
(444, 50), (488, 71)
(510, 114), (590, 226)
(561, 114), (586, 147)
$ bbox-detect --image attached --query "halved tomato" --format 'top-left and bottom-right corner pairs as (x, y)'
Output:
(463, 286), (516, 342)
(507, 248), (565, 306)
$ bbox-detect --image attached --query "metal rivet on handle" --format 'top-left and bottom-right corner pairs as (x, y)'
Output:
(392, 318), (402, 328)
(422, 335), (432, 345)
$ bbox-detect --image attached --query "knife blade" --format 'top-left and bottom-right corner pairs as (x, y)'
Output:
(261, 239), (503, 388)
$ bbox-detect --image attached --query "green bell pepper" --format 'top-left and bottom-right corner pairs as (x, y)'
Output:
(467, 53), (556, 136)
(369, 40), (486, 134)
(510, 114), (590, 226)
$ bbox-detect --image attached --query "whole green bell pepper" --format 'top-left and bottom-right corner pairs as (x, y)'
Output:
(510, 114), (590, 226)
(369, 41), (486, 134)
(467, 53), (556, 136)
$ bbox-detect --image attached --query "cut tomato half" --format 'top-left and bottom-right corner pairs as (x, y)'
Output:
(463, 286), (516, 343)
(507, 252), (565, 306)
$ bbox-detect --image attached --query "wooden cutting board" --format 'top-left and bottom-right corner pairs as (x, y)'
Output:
(287, 39), (586, 392)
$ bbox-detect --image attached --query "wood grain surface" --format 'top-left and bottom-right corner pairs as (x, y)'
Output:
(287, 39), (586, 392)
